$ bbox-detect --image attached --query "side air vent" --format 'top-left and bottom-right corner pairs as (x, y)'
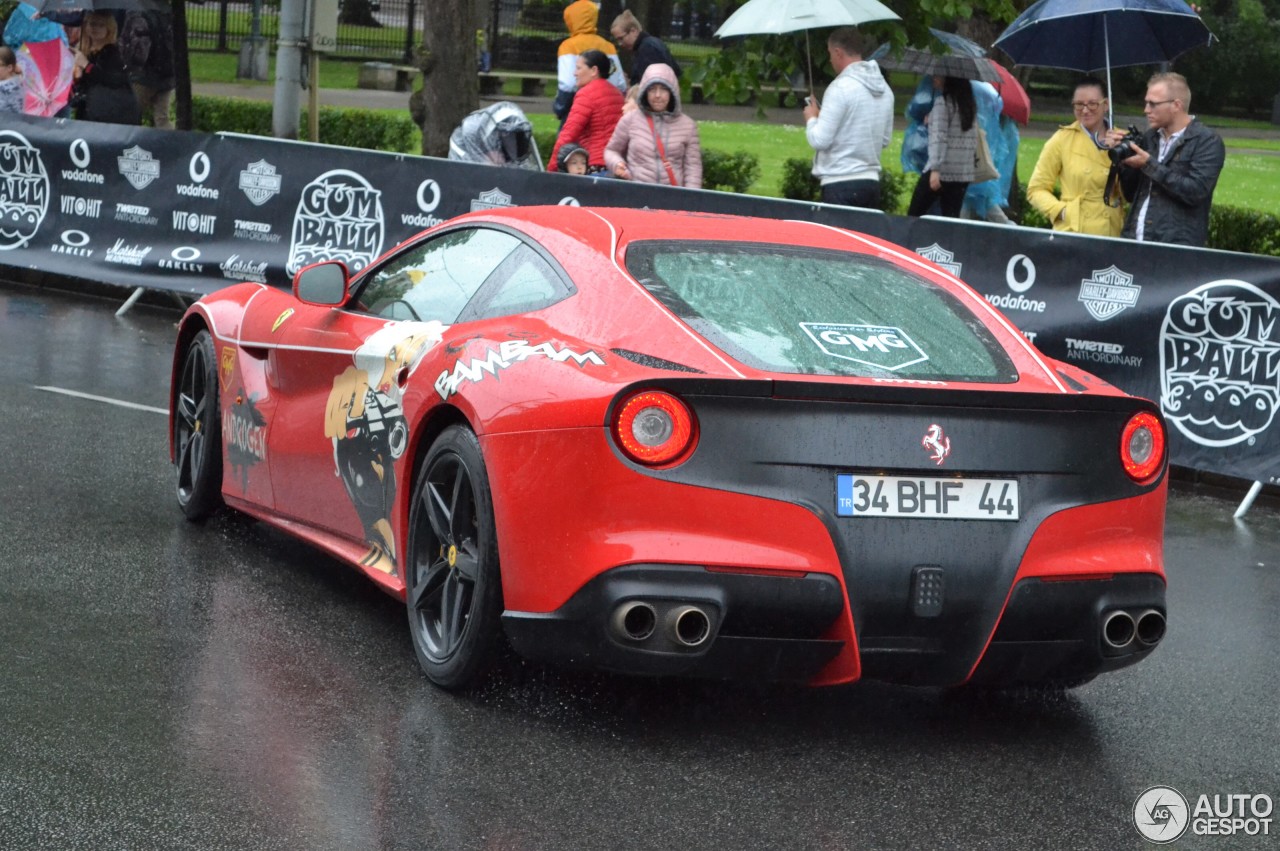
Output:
(1057, 370), (1087, 392)
(611, 349), (705, 374)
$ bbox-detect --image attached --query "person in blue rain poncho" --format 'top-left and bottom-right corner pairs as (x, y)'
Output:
(902, 76), (1018, 223)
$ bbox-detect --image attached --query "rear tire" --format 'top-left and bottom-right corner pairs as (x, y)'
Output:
(406, 426), (503, 690)
(174, 330), (224, 520)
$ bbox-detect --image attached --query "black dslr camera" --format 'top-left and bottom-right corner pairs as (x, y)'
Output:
(1108, 125), (1145, 163)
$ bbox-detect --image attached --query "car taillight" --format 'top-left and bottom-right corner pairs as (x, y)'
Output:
(1121, 411), (1165, 483)
(612, 390), (697, 466)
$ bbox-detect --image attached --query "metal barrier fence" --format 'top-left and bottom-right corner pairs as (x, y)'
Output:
(185, 0), (721, 69)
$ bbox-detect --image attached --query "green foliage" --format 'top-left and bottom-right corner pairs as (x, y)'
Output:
(780, 157), (822, 202)
(1207, 205), (1280, 256)
(534, 129), (558, 165)
(191, 96), (417, 152)
(1016, 205), (1051, 230)
(779, 157), (909, 214)
(0, 0), (20, 30)
(1175, 0), (1280, 117)
(701, 149), (761, 193)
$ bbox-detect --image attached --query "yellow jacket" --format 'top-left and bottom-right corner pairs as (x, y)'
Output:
(1027, 121), (1125, 237)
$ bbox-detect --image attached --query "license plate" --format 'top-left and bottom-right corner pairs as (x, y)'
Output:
(836, 475), (1020, 520)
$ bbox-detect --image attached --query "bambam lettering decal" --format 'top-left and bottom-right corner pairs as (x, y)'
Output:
(435, 339), (606, 399)
(324, 321), (446, 575)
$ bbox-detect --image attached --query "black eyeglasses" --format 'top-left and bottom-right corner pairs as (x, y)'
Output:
(1144, 99), (1176, 109)
(1072, 100), (1102, 110)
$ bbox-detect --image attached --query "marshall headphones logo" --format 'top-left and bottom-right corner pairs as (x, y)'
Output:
(287, 169), (384, 276)
(914, 243), (961, 276)
(471, 187), (513, 212)
(0, 130), (50, 250)
(118, 145), (160, 190)
(1079, 265), (1141, 321)
(239, 159), (282, 206)
(401, 178), (445, 229)
(1160, 280), (1280, 447)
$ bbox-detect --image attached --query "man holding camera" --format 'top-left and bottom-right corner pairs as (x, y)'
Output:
(1106, 72), (1225, 247)
(802, 27), (894, 211)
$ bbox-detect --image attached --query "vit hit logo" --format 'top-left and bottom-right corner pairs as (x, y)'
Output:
(1160, 280), (1280, 447)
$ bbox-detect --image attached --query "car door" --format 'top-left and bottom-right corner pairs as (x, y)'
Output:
(266, 226), (525, 578)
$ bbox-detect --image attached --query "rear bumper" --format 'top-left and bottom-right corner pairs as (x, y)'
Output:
(501, 565), (1167, 687)
(502, 564), (846, 682)
(967, 573), (1167, 686)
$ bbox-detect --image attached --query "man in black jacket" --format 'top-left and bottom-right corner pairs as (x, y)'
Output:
(1107, 72), (1225, 247)
(610, 9), (681, 88)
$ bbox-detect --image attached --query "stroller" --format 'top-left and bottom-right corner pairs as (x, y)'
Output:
(447, 101), (542, 170)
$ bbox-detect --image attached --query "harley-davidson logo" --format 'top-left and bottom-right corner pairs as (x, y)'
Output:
(1079, 265), (1141, 321)
(921, 423), (951, 465)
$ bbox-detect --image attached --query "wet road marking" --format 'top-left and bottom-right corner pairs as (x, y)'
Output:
(34, 385), (167, 415)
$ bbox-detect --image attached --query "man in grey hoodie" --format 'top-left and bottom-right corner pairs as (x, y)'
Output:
(803, 28), (894, 210)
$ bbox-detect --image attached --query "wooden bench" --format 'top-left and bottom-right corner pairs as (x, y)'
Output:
(358, 62), (419, 92)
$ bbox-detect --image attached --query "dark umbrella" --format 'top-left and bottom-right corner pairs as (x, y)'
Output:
(994, 0), (1214, 124)
(869, 29), (1003, 84)
(36, 0), (166, 13)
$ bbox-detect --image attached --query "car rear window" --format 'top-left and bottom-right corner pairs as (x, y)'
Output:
(624, 241), (1017, 383)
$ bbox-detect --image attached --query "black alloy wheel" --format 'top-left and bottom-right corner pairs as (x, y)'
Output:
(406, 425), (503, 690)
(175, 330), (224, 520)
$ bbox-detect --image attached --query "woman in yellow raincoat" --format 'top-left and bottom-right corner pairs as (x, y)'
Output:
(1027, 77), (1125, 236)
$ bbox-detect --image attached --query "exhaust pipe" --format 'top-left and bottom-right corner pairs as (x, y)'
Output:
(1135, 609), (1166, 647)
(669, 605), (711, 647)
(611, 601), (657, 642)
(1102, 610), (1136, 649)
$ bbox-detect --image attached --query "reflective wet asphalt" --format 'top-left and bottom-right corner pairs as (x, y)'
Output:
(1, 282), (1278, 851)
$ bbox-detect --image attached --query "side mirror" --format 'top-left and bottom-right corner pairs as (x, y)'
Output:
(293, 260), (350, 307)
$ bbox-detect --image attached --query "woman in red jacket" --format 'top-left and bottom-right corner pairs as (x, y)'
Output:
(548, 50), (623, 173)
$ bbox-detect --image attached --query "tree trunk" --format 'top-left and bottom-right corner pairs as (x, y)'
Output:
(172, 0), (192, 130)
(415, 0), (478, 158)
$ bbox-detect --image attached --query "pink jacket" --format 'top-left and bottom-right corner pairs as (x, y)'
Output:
(605, 64), (702, 188)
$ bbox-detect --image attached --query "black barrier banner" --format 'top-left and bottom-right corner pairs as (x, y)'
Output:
(3, 115), (1280, 485)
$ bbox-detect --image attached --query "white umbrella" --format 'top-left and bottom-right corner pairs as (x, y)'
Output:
(715, 0), (902, 101)
(716, 0), (901, 38)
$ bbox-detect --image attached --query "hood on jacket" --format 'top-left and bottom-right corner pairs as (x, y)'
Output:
(637, 62), (682, 115)
(847, 59), (889, 98)
(556, 141), (589, 171)
(563, 0), (599, 37)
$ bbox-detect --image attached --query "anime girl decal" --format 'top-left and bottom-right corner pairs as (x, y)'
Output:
(323, 321), (447, 575)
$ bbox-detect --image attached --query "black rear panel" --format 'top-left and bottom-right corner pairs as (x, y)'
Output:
(611, 379), (1164, 685)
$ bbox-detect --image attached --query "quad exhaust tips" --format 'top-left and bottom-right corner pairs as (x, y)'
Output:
(1102, 608), (1166, 651)
(609, 600), (715, 649)
(1102, 610), (1136, 649)
(669, 605), (712, 647)
(1135, 608), (1167, 646)
(611, 601), (657, 642)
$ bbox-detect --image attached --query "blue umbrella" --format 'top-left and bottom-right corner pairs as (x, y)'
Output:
(994, 0), (1214, 124)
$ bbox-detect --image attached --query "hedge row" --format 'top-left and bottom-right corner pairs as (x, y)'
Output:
(194, 99), (1280, 257)
(192, 95), (417, 153)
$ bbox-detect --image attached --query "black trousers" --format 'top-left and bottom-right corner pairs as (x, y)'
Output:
(907, 172), (968, 217)
(821, 178), (881, 210)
